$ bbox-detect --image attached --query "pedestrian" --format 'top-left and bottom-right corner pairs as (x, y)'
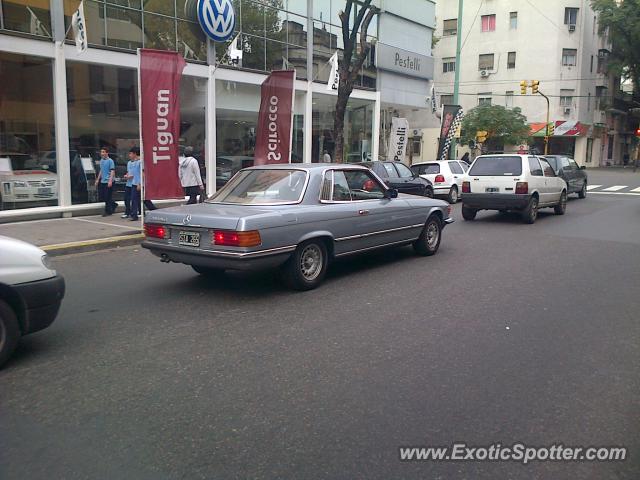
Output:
(323, 150), (332, 163)
(460, 152), (470, 165)
(178, 146), (204, 205)
(127, 147), (142, 221)
(95, 147), (117, 216)
(121, 149), (136, 218)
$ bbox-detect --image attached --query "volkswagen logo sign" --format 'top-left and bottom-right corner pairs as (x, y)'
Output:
(183, 214), (192, 225)
(197, 0), (236, 42)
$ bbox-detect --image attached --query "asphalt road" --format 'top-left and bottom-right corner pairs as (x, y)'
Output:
(2, 186), (640, 479)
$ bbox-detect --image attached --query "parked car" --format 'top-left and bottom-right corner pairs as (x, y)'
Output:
(0, 154), (58, 208)
(410, 160), (469, 203)
(353, 161), (434, 197)
(0, 236), (65, 366)
(142, 164), (453, 290)
(543, 155), (588, 198)
(461, 154), (567, 224)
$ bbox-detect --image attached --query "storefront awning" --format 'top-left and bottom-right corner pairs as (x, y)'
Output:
(530, 121), (591, 137)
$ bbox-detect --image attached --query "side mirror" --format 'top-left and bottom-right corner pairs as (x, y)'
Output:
(386, 188), (399, 199)
(580, 165), (586, 170)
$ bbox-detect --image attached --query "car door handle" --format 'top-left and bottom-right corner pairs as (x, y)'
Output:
(358, 209), (370, 215)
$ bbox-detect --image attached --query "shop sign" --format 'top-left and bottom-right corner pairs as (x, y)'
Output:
(376, 43), (434, 80)
(387, 118), (410, 162)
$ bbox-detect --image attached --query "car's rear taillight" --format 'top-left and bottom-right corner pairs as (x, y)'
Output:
(144, 224), (169, 239)
(515, 182), (529, 195)
(435, 175), (445, 183)
(213, 230), (262, 247)
(462, 181), (471, 193)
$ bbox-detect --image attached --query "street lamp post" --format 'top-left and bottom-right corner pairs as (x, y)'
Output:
(450, 0), (463, 160)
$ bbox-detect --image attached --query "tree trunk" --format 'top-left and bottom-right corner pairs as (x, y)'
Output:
(334, 83), (353, 163)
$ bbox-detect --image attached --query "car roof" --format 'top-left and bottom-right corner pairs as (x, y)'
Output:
(243, 163), (369, 171)
(411, 160), (454, 166)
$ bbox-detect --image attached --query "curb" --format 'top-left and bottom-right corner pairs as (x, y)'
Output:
(41, 233), (145, 256)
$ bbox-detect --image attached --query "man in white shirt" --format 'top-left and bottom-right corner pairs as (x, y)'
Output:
(178, 146), (204, 204)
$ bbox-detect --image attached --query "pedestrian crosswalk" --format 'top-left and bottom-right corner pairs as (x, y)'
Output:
(587, 184), (640, 195)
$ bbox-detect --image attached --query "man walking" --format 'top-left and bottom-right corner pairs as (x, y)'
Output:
(128, 147), (142, 221)
(122, 148), (137, 218)
(178, 146), (204, 204)
(95, 147), (116, 216)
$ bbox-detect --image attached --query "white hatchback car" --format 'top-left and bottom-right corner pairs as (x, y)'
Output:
(0, 236), (65, 366)
(410, 160), (469, 203)
(461, 154), (568, 224)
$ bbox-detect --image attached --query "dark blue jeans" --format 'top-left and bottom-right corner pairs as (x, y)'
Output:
(124, 186), (132, 216)
(98, 183), (115, 214)
(130, 186), (141, 219)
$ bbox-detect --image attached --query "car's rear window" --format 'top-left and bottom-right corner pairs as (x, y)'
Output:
(411, 163), (440, 175)
(209, 169), (307, 204)
(545, 156), (559, 171)
(469, 156), (522, 176)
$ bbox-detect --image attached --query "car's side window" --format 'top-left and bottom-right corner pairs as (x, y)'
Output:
(449, 161), (464, 174)
(539, 158), (556, 177)
(320, 171), (333, 201)
(383, 162), (400, 178)
(395, 163), (414, 178)
(528, 157), (543, 176)
(568, 159), (579, 170)
(560, 157), (571, 171)
(332, 171), (352, 201)
(458, 161), (469, 172)
(343, 170), (386, 200)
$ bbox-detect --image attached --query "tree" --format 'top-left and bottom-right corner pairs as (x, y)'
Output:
(334, 0), (379, 163)
(591, 0), (640, 99)
(460, 105), (530, 151)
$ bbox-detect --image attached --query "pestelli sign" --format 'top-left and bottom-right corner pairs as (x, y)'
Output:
(139, 49), (186, 199)
(197, 0), (236, 42)
(254, 70), (295, 165)
(387, 118), (410, 162)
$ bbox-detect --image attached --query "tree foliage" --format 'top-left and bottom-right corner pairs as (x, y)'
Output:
(591, 0), (640, 98)
(460, 105), (530, 148)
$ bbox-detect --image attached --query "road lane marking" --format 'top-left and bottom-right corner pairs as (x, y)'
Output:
(586, 185), (602, 191)
(602, 185), (627, 191)
(631, 187), (640, 193)
(589, 191), (640, 196)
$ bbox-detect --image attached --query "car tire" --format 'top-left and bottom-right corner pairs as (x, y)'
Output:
(423, 186), (434, 198)
(0, 299), (20, 368)
(413, 215), (442, 256)
(447, 186), (458, 204)
(578, 182), (587, 199)
(462, 206), (477, 221)
(281, 240), (328, 291)
(192, 265), (225, 278)
(554, 191), (567, 215)
(522, 196), (539, 224)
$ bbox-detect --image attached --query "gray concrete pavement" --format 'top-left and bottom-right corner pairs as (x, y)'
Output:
(0, 191), (639, 479)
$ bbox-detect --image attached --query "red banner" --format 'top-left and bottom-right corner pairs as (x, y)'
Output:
(254, 70), (295, 165)
(139, 49), (186, 199)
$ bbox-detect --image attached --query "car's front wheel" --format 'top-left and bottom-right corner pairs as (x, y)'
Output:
(522, 196), (539, 224)
(413, 215), (442, 256)
(281, 240), (328, 291)
(578, 182), (587, 199)
(0, 299), (20, 368)
(554, 191), (567, 215)
(447, 186), (458, 204)
(462, 206), (477, 221)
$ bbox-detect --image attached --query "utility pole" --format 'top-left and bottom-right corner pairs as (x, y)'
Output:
(521, 80), (551, 154)
(449, 0), (463, 160)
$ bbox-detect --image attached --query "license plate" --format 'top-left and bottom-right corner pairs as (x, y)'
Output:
(486, 187), (499, 193)
(38, 187), (51, 195)
(178, 231), (200, 247)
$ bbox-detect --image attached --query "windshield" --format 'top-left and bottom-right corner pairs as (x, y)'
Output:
(469, 156), (522, 176)
(209, 169), (308, 205)
(0, 155), (49, 172)
(411, 163), (440, 175)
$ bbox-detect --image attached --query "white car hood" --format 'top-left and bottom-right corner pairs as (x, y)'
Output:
(0, 236), (56, 285)
(0, 170), (57, 182)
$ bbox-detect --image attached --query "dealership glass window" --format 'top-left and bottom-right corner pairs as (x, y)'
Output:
(478, 53), (494, 70)
(443, 19), (457, 36)
(0, 53), (56, 211)
(1, 0), (52, 37)
(312, 93), (374, 163)
(66, 62), (139, 205)
(442, 57), (456, 73)
(64, 0), (105, 47)
(562, 48), (577, 66)
(144, 12), (177, 50)
(106, 5), (143, 50)
(507, 51), (516, 69)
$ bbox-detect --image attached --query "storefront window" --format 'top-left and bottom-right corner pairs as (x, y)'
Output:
(312, 93), (374, 163)
(179, 75), (207, 188)
(2, 0), (52, 37)
(0, 53), (56, 210)
(66, 62), (139, 205)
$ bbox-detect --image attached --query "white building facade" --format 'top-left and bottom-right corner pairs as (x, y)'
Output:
(431, 0), (630, 166)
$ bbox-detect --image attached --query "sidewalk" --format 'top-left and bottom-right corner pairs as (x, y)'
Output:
(0, 214), (145, 256)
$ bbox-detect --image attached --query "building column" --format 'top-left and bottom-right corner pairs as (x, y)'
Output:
(372, 91), (381, 161)
(206, 65), (217, 196)
(51, 0), (71, 210)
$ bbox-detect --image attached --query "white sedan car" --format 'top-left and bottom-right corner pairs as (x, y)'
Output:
(0, 236), (65, 366)
(410, 160), (469, 203)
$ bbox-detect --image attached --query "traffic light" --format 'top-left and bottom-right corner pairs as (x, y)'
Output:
(476, 130), (488, 143)
(635, 127), (640, 137)
(531, 80), (540, 94)
(547, 122), (555, 137)
(520, 80), (528, 95)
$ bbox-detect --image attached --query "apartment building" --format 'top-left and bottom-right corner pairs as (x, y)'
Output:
(431, 0), (634, 166)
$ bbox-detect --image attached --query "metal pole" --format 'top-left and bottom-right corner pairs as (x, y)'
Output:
(450, 0), (463, 159)
(539, 91), (550, 155)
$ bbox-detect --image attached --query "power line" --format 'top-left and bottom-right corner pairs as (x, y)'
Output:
(524, 0), (565, 33)
(460, 0), (484, 52)
(434, 76), (613, 86)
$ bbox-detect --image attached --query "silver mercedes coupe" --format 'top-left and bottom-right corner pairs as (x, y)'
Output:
(142, 164), (453, 290)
